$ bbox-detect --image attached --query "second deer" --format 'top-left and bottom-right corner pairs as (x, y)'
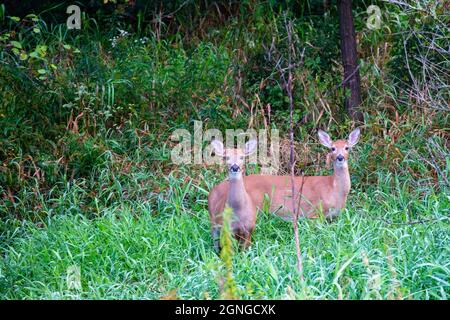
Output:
(241, 128), (361, 220)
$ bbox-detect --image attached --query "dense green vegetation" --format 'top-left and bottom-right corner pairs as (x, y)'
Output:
(0, 1), (448, 299)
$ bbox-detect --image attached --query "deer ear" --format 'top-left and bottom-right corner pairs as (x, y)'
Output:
(244, 139), (257, 156)
(211, 140), (224, 157)
(348, 128), (361, 147)
(318, 130), (333, 149)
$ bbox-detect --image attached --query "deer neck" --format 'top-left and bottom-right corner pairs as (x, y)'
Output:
(227, 173), (249, 212)
(332, 163), (351, 207)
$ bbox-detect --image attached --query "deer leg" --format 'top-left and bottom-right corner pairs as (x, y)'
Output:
(212, 226), (221, 253)
(235, 229), (252, 250)
(242, 232), (252, 249)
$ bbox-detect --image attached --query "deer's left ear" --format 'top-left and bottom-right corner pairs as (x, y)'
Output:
(244, 139), (257, 156)
(348, 128), (361, 147)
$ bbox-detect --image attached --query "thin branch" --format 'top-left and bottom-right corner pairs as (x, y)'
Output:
(265, 13), (306, 279)
(284, 14), (304, 279)
(333, 64), (361, 91)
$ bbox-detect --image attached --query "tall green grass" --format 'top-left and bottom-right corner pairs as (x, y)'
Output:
(0, 171), (448, 299)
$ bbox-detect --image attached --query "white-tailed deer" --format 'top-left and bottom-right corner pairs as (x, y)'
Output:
(208, 129), (360, 234)
(247, 128), (361, 220)
(208, 139), (258, 252)
(208, 128), (360, 250)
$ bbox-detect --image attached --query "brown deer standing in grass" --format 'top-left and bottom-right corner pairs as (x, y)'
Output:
(245, 128), (361, 220)
(208, 139), (258, 252)
(208, 128), (361, 250)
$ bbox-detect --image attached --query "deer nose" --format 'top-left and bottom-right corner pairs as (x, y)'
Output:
(230, 164), (240, 172)
(337, 155), (344, 162)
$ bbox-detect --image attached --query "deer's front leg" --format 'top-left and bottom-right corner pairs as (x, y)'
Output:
(212, 226), (221, 253)
(233, 227), (253, 250)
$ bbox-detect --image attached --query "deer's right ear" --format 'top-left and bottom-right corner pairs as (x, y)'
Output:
(348, 127), (361, 147)
(211, 140), (224, 157)
(318, 130), (333, 149)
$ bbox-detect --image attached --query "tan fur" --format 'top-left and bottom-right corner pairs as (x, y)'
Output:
(209, 171), (348, 222)
(208, 141), (258, 251)
(209, 130), (359, 229)
(208, 129), (360, 249)
(263, 130), (359, 219)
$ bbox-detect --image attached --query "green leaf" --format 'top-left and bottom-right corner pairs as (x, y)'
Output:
(36, 45), (47, 57)
(9, 16), (20, 22)
(26, 14), (39, 22)
(37, 69), (47, 74)
(63, 44), (71, 50)
(12, 47), (19, 55)
(0, 33), (11, 41)
(19, 52), (28, 60)
(11, 41), (22, 49)
(33, 28), (41, 33)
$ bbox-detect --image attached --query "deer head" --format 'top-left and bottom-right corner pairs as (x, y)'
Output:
(318, 128), (360, 169)
(211, 139), (258, 179)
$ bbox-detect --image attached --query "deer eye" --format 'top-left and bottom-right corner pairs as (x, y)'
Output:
(331, 147), (336, 152)
(345, 147), (349, 150)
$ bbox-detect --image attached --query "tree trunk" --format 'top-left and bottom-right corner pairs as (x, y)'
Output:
(337, 0), (363, 121)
